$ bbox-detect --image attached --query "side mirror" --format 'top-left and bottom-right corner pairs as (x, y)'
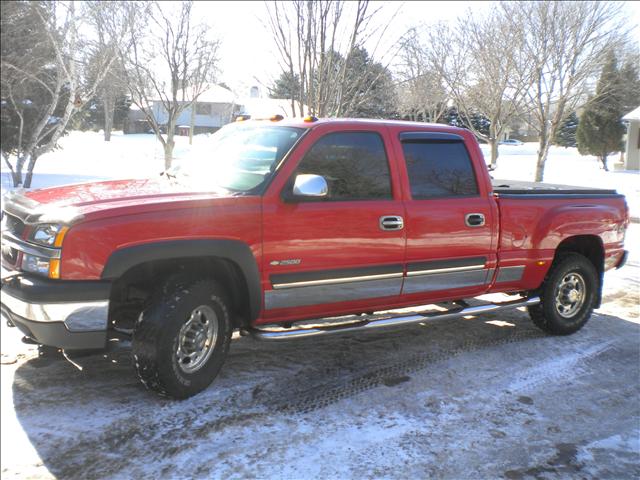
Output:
(292, 174), (328, 197)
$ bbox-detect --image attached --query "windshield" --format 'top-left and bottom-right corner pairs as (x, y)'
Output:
(169, 123), (305, 192)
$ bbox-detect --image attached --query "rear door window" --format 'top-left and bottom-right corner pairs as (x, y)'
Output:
(402, 141), (479, 198)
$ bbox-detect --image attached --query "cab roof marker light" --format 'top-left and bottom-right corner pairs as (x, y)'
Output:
(235, 114), (251, 122)
(303, 115), (318, 123)
(270, 114), (284, 122)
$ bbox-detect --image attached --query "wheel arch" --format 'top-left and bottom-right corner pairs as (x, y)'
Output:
(553, 235), (604, 307)
(102, 239), (261, 327)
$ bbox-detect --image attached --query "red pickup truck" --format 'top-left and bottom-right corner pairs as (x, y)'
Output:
(1, 118), (629, 398)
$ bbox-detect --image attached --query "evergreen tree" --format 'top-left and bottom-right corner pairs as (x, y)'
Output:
(554, 111), (579, 147)
(576, 52), (625, 171)
(340, 47), (396, 118)
(269, 72), (300, 100)
(73, 94), (131, 132)
(619, 57), (640, 114)
(444, 107), (490, 138)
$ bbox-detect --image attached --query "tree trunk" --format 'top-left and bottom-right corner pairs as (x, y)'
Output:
(489, 138), (499, 170)
(189, 104), (196, 145)
(535, 137), (551, 182)
(23, 153), (39, 188)
(164, 122), (175, 170)
(600, 154), (609, 171)
(163, 141), (174, 170)
(12, 154), (28, 187)
(103, 94), (115, 142)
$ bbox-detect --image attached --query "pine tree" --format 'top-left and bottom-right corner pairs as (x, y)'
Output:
(554, 111), (579, 147)
(269, 72), (300, 100)
(576, 52), (625, 171)
(619, 57), (640, 114)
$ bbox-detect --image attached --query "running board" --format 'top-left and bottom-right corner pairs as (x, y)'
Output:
(250, 296), (541, 341)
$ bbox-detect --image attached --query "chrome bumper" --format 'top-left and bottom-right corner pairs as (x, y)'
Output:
(1, 291), (108, 332)
(1, 270), (110, 350)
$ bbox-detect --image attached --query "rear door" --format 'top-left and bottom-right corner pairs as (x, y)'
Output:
(393, 130), (497, 303)
(260, 124), (406, 323)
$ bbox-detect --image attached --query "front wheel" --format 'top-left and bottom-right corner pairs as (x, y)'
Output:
(132, 278), (232, 399)
(528, 253), (598, 335)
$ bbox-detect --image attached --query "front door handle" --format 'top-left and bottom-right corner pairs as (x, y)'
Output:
(379, 215), (404, 231)
(465, 213), (485, 227)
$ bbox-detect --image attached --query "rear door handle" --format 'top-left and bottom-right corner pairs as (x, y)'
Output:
(465, 213), (485, 227)
(379, 215), (404, 231)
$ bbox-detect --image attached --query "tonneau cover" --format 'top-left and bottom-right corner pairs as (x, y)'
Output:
(492, 179), (618, 195)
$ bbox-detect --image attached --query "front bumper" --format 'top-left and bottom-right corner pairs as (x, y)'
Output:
(1, 272), (111, 350)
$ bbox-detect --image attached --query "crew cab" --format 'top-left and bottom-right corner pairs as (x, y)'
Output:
(1, 118), (629, 398)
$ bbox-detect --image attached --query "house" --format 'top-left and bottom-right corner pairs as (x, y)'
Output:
(125, 84), (241, 135)
(622, 106), (640, 171)
(237, 84), (307, 119)
(124, 84), (306, 135)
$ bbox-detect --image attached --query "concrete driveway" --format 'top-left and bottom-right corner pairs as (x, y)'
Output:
(2, 227), (638, 479)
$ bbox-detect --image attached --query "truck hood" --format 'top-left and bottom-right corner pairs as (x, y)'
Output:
(2, 178), (235, 225)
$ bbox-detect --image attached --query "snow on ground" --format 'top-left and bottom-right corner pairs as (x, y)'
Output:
(0, 131), (639, 478)
(1, 130), (638, 218)
(0, 226), (637, 479)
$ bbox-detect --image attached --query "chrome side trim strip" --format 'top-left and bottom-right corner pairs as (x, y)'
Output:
(1, 231), (61, 259)
(265, 277), (402, 310)
(252, 296), (541, 340)
(495, 266), (525, 283)
(272, 272), (403, 290)
(406, 265), (485, 276)
(402, 268), (489, 295)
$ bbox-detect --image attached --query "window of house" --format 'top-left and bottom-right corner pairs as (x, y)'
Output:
(401, 141), (479, 198)
(293, 132), (392, 201)
(196, 103), (212, 115)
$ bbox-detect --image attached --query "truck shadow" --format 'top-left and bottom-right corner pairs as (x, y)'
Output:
(8, 310), (640, 479)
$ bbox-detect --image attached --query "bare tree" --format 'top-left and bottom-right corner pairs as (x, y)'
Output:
(83, 2), (129, 142)
(501, 1), (628, 181)
(121, 1), (219, 170)
(266, 0), (398, 117)
(421, 10), (531, 169)
(396, 28), (449, 123)
(1, 1), (129, 187)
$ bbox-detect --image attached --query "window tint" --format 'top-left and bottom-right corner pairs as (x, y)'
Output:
(402, 141), (478, 198)
(294, 132), (392, 200)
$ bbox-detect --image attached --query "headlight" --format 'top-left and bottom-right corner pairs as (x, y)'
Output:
(29, 224), (69, 247)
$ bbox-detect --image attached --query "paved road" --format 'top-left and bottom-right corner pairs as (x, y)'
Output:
(2, 227), (638, 479)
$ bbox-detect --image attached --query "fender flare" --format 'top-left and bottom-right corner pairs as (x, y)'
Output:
(101, 239), (261, 321)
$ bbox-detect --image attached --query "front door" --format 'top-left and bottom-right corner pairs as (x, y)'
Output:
(260, 125), (406, 323)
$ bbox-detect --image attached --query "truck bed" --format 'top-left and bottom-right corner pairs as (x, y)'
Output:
(492, 179), (619, 197)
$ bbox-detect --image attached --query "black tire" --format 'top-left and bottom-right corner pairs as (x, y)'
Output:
(132, 277), (232, 399)
(528, 253), (598, 335)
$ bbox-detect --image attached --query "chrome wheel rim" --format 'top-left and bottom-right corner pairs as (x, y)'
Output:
(176, 305), (218, 373)
(555, 272), (586, 318)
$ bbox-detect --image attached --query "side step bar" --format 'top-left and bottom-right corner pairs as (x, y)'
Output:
(250, 296), (541, 341)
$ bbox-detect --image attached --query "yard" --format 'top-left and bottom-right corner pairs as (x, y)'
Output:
(1, 130), (639, 479)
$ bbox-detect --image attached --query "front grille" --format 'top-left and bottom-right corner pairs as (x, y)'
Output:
(1, 212), (25, 268)
(3, 212), (25, 237)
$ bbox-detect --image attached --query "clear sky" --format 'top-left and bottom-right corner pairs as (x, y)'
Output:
(193, 1), (640, 97)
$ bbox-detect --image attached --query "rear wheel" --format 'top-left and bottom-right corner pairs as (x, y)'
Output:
(528, 253), (598, 335)
(132, 277), (232, 399)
